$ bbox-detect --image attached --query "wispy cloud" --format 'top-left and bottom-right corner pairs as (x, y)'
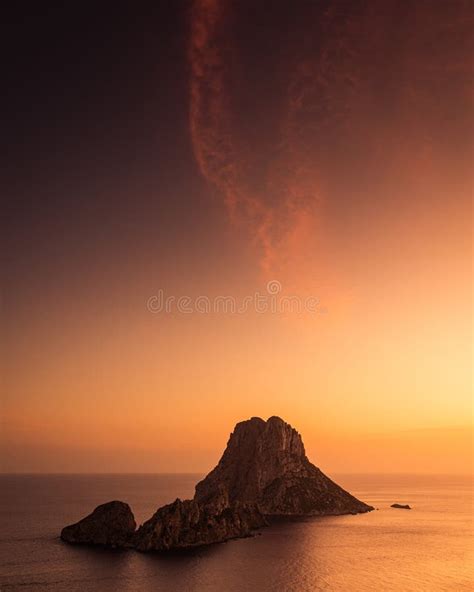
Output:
(188, 0), (331, 280)
(188, 0), (471, 287)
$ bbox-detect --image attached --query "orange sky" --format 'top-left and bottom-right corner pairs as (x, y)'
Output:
(2, 0), (472, 474)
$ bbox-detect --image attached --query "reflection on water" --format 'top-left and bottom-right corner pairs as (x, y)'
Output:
(0, 474), (472, 591)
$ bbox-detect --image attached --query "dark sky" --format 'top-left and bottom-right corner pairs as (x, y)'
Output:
(4, 0), (471, 273)
(4, 2), (194, 261)
(3, 1), (232, 331)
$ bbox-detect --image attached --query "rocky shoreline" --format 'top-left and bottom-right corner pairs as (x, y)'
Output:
(61, 416), (373, 551)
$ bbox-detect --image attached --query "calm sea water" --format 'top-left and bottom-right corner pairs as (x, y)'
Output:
(0, 474), (472, 591)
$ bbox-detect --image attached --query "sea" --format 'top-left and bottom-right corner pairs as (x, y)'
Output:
(0, 473), (472, 591)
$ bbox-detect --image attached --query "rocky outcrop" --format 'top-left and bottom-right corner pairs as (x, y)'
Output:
(391, 503), (411, 509)
(61, 416), (373, 552)
(134, 499), (267, 551)
(61, 501), (136, 547)
(195, 416), (373, 516)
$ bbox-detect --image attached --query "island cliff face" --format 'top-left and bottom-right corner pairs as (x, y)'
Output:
(195, 416), (372, 516)
(61, 416), (373, 551)
(134, 499), (267, 551)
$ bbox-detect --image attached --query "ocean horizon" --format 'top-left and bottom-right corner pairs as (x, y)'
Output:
(1, 473), (472, 591)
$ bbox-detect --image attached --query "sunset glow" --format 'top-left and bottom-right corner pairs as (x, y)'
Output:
(2, 0), (472, 476)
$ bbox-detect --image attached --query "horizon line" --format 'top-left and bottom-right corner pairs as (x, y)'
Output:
(1, 471), (472, 477)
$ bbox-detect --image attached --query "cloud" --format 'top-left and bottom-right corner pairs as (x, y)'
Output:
(188, 0), (472, 286)
(188, 0), (327, 280)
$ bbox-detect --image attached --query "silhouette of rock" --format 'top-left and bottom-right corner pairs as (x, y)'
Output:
(391, 503), (411, 509)
(61, 501), (136, 547)
(61, 416), (373, 552)
(134, 499), (267, 551)
(195, 416), (373, 516)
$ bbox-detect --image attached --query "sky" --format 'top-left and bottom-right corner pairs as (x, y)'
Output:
(2, 1), (472, 474)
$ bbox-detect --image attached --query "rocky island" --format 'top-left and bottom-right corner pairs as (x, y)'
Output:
(61, 501), (136, 548)
(61, 416), (373, 551)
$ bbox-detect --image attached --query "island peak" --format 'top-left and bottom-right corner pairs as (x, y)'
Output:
(61, 416), (373, 551)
